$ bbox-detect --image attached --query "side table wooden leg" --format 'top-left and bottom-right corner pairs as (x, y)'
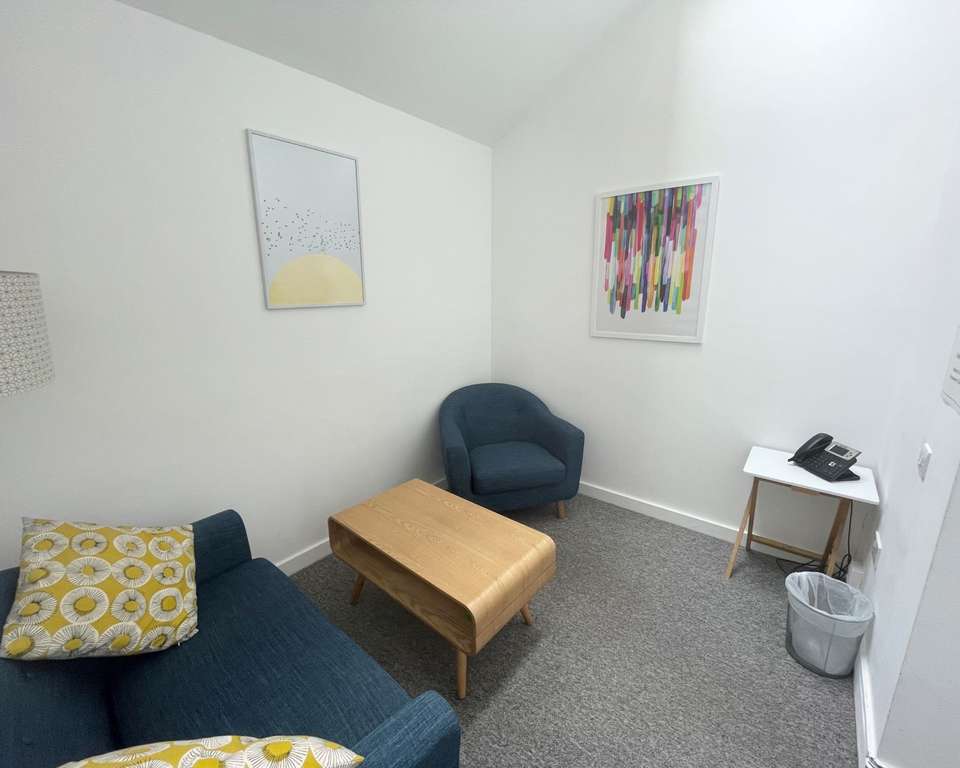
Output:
(823, 499), (851, 578)
(520, 605), (533, 625)
(746, 489), (757, 551)
(349, 574), (366, 605)
(456, 649), (468, 700)
(556, 499), (567, 519)
(725, 477), (759, 579)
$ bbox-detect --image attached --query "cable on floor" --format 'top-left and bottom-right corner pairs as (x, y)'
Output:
(775, 502), (855, 581)
(831, 502), (855, 582)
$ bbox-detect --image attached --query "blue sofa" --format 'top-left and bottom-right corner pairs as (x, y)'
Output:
(0, 511), (460, 768)
(440, 383), (584, 513)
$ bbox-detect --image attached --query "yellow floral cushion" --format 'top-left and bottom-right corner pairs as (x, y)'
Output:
(57, 735), (363, 768)
(1, 517), (197, 659)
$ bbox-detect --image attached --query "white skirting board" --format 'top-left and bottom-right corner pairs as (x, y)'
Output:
(272, 477), (448, 575)
(856, 655), (873, 768)
(274, 478), (819, 574)
(855, 656), (899, 768)
(578, 480), (813, 563)
(275, 537), (331, 575)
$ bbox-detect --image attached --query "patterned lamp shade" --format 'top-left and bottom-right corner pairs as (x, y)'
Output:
(0, 271), (54, 397)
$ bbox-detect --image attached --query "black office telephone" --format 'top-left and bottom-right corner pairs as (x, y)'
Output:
(789, 433), (861, 481)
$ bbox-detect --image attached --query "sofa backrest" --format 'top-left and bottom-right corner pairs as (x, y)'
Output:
(0, 509), (252, 768)
(441, 383), (548, 448)
(192, 509), (252, 585)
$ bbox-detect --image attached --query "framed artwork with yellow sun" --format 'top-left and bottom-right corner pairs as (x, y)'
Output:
(247, 130), (366, 309)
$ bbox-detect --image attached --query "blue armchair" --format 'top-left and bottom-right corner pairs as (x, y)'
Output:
(439, 384), (584, 515)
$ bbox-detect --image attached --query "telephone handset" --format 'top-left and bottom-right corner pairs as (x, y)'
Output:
(789, 433), (861, 482)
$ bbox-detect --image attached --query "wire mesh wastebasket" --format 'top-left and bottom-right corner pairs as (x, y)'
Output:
(785, 571), (873, 678)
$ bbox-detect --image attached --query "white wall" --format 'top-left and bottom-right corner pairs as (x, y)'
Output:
(878, 473), (960, 767)
(857, 129), (960, 765)
(492, 0), (960, 555)
(493, 1), (960, 762)
(0, 0), (491, 568)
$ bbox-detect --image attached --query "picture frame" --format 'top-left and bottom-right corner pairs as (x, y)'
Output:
(247, 129), (366, 309)
(590, 175), (719, 343)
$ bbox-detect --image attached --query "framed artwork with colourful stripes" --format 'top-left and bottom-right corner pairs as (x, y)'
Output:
(591, 176), (719, 343)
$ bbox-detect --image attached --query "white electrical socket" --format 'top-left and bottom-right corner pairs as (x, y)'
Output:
(872, 531), (883, 570)
(918, 442), (933, 481)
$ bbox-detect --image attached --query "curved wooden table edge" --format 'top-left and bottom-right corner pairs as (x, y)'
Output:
(327, 484), (557, 699)
(328, 515), (556, 654)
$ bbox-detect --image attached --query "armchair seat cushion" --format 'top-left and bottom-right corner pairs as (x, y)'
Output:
(470, 441), (566, 495)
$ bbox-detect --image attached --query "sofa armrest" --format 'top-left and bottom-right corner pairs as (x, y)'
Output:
(439, 412), (471, 497)
(353, 691), (460, 768)
(192, 510), (252, 585)
(533, 409), (585, 483)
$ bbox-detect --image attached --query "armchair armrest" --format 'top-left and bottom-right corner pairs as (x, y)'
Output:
(439, 411), (471, 497)
(192, 510), (252, 585)
(532, 407), (585, 480)
(353, 691), (460, 768)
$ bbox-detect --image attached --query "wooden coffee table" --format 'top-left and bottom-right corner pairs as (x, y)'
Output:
(328, 479), (556, 699)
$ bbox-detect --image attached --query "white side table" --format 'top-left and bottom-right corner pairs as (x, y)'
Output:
(725, 446), (880, 578)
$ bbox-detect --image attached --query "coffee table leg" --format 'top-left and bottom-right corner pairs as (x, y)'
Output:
(456, 649), (468, 699)
(520, 605), (533, 625)
(349, 574), (365, 605)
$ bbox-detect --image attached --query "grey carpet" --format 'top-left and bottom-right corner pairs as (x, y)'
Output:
(292, 494), (857, 768)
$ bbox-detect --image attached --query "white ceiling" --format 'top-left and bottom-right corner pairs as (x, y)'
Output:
(117, 0), (641, 144)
